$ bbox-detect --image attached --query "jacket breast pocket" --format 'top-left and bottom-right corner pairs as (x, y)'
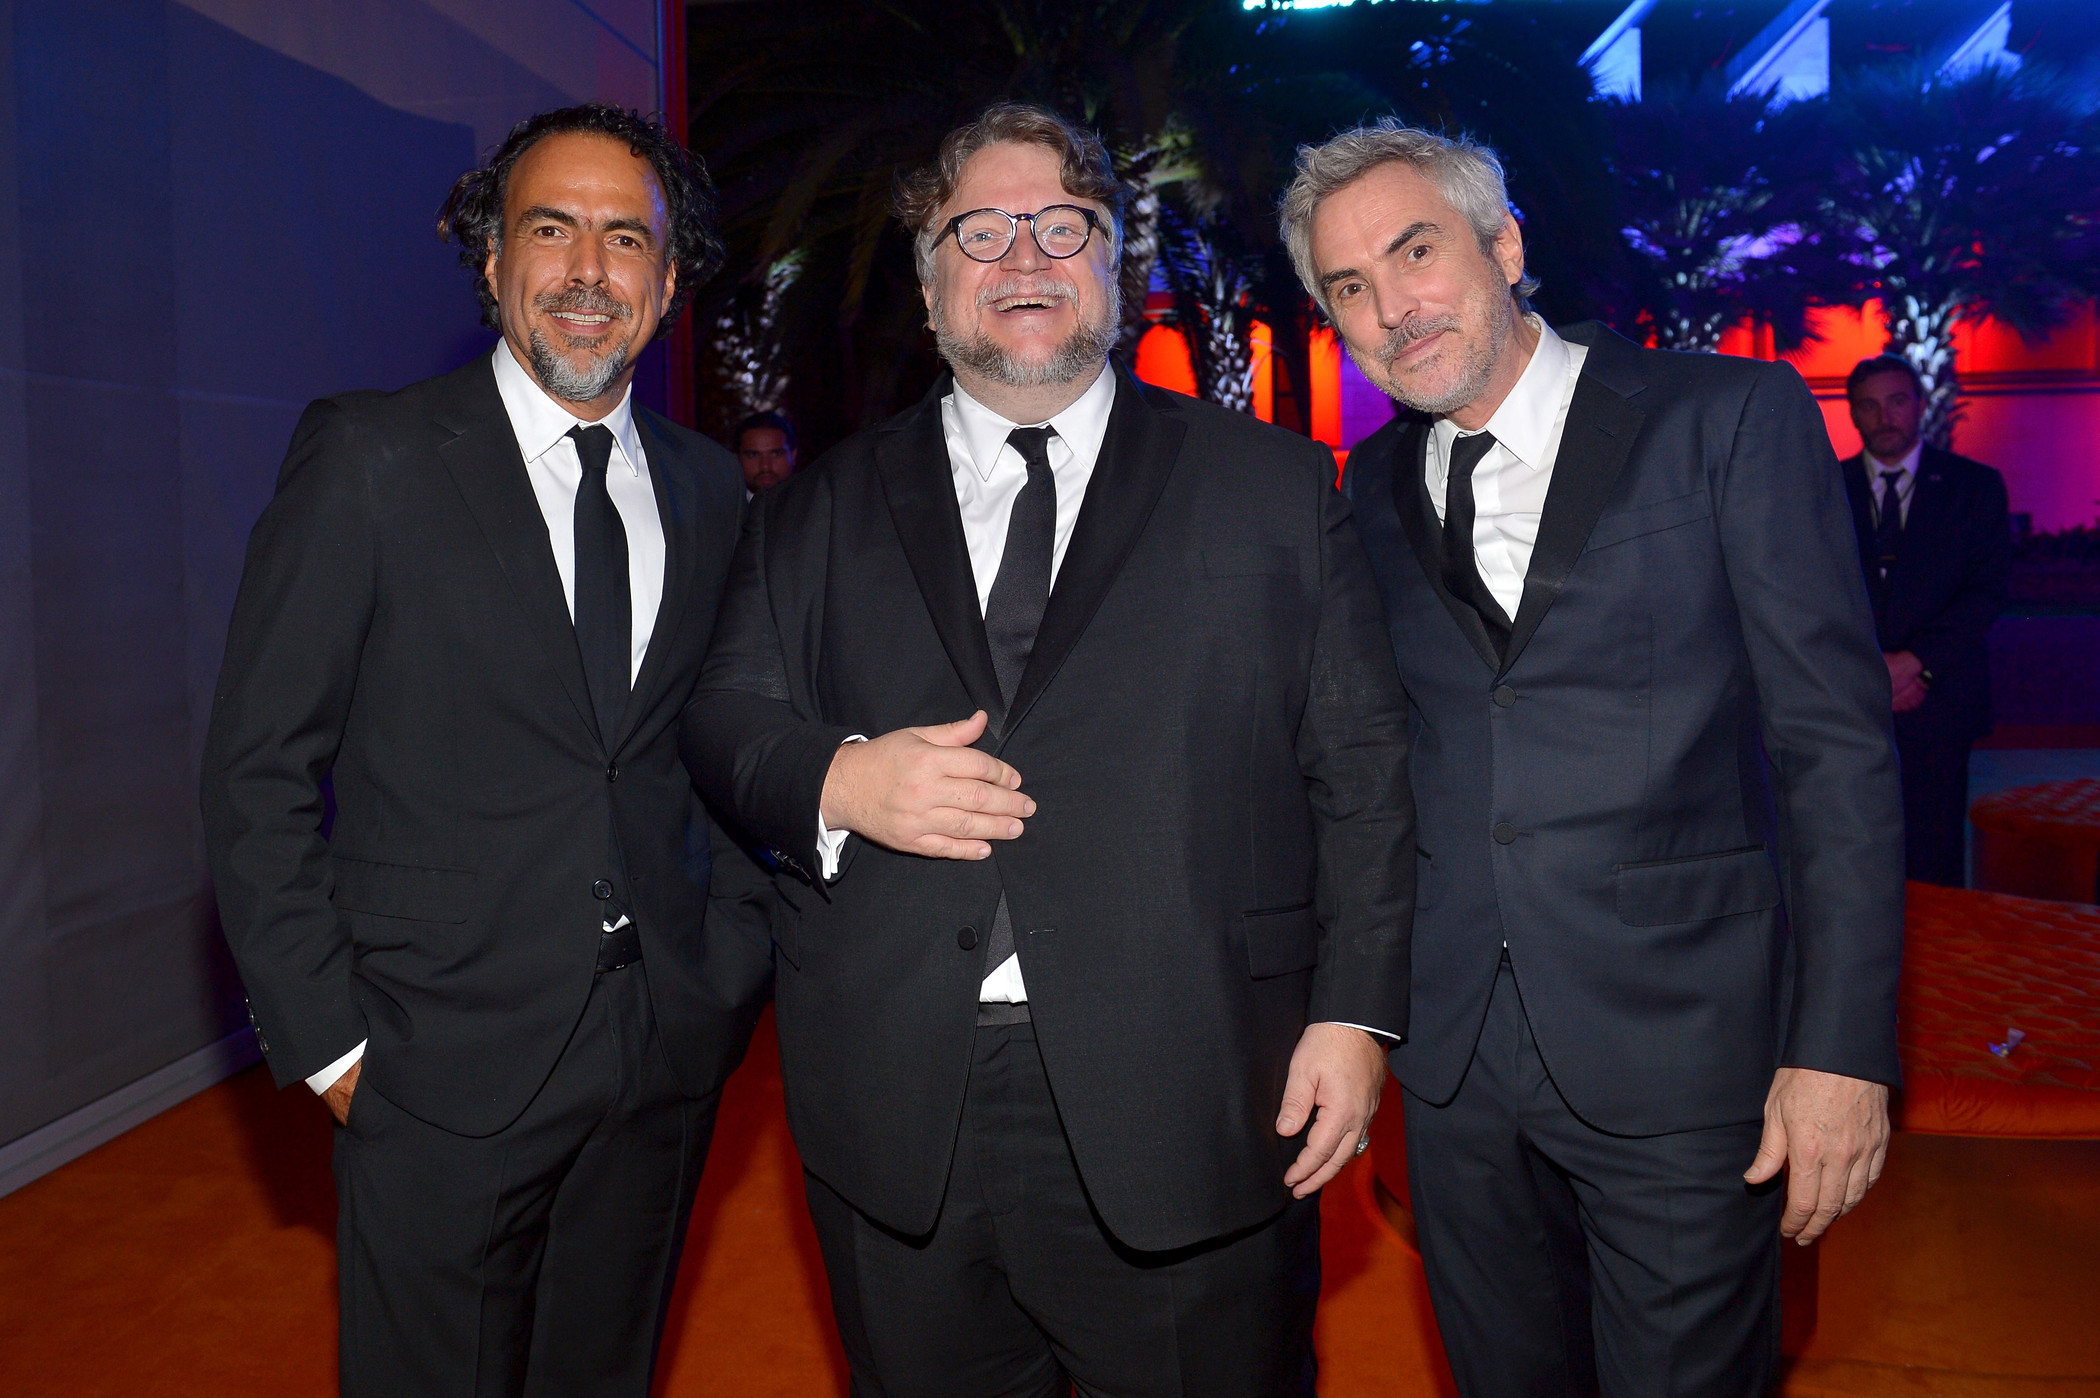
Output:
(332, 856), (474, 923)
(1584, 491), (1712, 554)
(1244, 903), (1318, 978)
(1614, 846), (1779, 927)
(1203, 545), (1300, 579)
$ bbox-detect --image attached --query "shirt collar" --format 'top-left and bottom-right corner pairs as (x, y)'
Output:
(947, 360), (1117, 483)
(493, 337), (646, 477)
(1863, 440), (1922, 484)
(1431, 316), (1571, 472)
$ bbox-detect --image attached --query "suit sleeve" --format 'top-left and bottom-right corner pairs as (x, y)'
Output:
(680, 495), (855, 884)
(1905, 465), (2011, 683)
(1717, 361), (1906, 1087)
(200, 400), (374, 1088)
(1296, 443), (1417, 1038)
(678, 803), (778, 1094)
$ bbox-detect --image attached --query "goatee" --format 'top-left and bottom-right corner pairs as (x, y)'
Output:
(526, 286), (634, 403)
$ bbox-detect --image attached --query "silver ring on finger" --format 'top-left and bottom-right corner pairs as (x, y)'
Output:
(1354, 1133), (1370, 1157)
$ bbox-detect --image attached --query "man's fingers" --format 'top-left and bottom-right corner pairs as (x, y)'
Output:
(1797, 1157), (1851, 1245)
(937, 779), (1033, 818)
(1779, 1159), (1822, 1240)
(928, 746), (1024, 791)
(1275, 1069), (1316, 1138)
(906, 834), (994, 860)
(1283, 1099), (1359, 1194)
(1743, 1115), (1789, 1186)
(916, 711), (990, 747)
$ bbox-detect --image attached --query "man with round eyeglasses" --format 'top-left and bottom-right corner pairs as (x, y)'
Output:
(684, 101), (1413, 1397)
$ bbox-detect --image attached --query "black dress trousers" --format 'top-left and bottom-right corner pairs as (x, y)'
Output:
(332, 963), (720, 1398)
(1403, 959), (1783, 1398)
(803, 1023), (1321, 1398)
(1895, 733), (1973, 887)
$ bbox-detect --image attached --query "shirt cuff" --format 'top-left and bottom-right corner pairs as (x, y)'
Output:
(815, 735), (868, 882)
(306, 1040), (366, 1094)
(1322, 1021), (1401, 1044)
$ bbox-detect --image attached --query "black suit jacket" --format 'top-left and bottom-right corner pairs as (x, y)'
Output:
(1345, 324), (1905, 1136)
(683, 365), (1414, 1251)
(202, 352), (772, 1137)
(1842, 446), (2011, 746)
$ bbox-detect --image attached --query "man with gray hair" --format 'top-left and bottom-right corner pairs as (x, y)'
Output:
(1283, 118), (1905, 1395)
(685, 102), (1415, 1395)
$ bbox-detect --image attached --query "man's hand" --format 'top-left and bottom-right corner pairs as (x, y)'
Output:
(323, 1060), (360, 1127)
(1743, 1066), (1891, 1245)
(1277, 1023), (1388, 1198)
(1885, 651), (1928, 714)
(820, 711), (1033, 860)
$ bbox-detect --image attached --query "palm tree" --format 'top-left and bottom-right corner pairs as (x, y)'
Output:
(1597, 86), (1848, 353)
(1815, 65), (2100, 445)
(1155, 197), (1259, 411)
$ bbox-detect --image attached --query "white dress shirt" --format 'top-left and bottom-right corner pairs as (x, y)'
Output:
(306, 343), (667, 1094)
(1863, 441), (1922, 527)
(1425, 317), (1588, 620)
(815, 363), (1118, 1005)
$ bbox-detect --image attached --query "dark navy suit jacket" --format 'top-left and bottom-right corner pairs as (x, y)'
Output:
(1842, 447), (2011, 747)
(1345, 323), (1905, 1135)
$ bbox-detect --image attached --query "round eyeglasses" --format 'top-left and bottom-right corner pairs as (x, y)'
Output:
(942, 205), (1101, 263)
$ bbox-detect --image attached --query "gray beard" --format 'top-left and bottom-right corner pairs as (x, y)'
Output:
(1354, 299), (1511, 417)
(527, 327), (631, 404)
(934, 283), (1121, 390)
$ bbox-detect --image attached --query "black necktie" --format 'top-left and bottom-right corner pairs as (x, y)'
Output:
(569, 424), (630, 750)
(976, 425), (1057, 1022)
(1441, 430), (1512, 652)
(1870, 468), (1904, 630)
(983, 426), (1058, 710)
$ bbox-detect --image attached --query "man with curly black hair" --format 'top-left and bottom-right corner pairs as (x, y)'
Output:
(202, 105), (772, 1397)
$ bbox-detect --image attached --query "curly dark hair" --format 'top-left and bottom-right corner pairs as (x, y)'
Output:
(437, 103), (724, 336)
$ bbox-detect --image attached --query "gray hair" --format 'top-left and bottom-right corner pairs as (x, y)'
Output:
(1279, 119), (1539, 318)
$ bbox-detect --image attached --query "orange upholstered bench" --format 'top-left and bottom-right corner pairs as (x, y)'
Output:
(1896, 881), (2100, 1139)
(1970, 778), (2100, 904)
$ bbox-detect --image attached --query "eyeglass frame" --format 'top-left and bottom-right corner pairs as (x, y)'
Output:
(938, 204), (1104, 263)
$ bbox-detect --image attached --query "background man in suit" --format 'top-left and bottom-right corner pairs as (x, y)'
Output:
(1842, 354), (2012, 886)
(1284, 122), (1906, 1396)
(735, 409), (798, 497)
(202, 106), (770, 1397)
(684, 103), (1413, 1397)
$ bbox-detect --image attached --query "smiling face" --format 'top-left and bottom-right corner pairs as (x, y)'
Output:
(487, 131), (675, 418)
(1308, 160), (1530, 426)
(922, 140), (1119, 399)
(1849, 369), (1924, 462)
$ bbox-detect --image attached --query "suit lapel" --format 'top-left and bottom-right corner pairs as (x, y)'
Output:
(875, 387), (1007, 724)
(1383, 416), (1502, 673)
(614, 411), (696, 753)
(999, 365), (1186, 745)
(435, 357), (599, 745)
(1499, 351), (1645, 676)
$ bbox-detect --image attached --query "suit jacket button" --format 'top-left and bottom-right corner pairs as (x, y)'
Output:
(957, 926), (978, 951)
(1493, 685), (1516, 708)
(605, 766), (619, 783)
(1492, 821), (1517, 845)
(593, 879), (614, 900)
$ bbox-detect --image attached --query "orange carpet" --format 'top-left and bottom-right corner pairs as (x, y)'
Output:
(2, 1008), (2094, 1396)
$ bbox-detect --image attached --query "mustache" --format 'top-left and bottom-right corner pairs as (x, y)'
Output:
(977, 275), (1080, 307)
(534, 286), (633, 320)
(1371, 314), (1462, 367)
